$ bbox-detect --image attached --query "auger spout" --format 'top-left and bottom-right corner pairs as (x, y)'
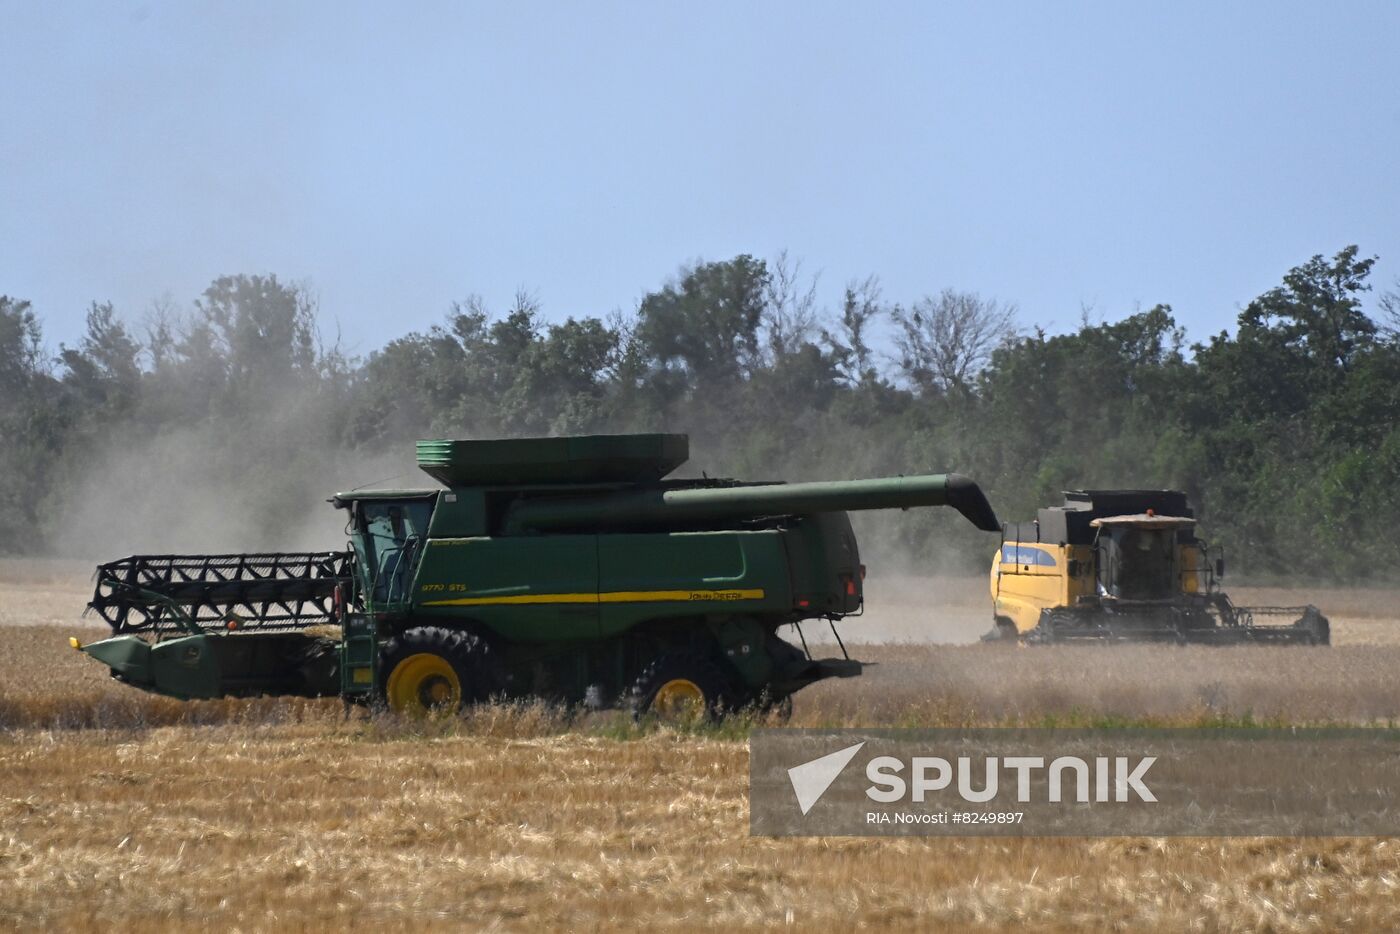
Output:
(503, 472), (999, 533)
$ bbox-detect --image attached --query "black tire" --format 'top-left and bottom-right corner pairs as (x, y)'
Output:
(629, 651), (735, 723)
(296, 637), (342, 696)
(980, 617), (1018, 643)
(1298, 608), (1331, 646)
(760, 694), (794, 724)
(380, 626), (499, 715)
(1026, 610), (1065, 645)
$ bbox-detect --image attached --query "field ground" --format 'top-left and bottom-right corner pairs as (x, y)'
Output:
(4, 560), (1400, 929)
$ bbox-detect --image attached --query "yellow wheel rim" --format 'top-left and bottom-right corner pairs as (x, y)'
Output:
(651, 678), (706, 721)
(386, 653), (461, 715)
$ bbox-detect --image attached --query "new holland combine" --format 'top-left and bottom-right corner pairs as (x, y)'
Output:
(74, 433), (1000, 717)
(988, 489), (1328, 645)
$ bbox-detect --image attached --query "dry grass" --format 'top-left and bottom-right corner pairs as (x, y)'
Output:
(818, 574), (1400, 646)
(0, 558), (92, 629)
(798, 642), (1400, 726)
(8, 724), (1400, 932)
(5, 562), (1400, 930)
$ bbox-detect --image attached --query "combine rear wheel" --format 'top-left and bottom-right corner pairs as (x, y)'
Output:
(381, 627), (496, 716)
(631, 652), (733, 724)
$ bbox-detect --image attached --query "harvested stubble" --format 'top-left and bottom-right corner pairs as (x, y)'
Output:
(6, 716), (1400, 931)
(6, 564), (1400, 929)
(9, 626), (1400, 732)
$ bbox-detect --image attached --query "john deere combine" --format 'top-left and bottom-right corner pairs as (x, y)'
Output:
(75, 433), (999, 717)
(987, 489), (1328, 645)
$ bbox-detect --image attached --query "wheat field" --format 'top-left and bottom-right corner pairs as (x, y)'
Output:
(5, 560), (1400, 930)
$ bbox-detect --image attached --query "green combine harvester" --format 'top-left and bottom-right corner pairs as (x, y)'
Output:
(74, 434), (998, 718)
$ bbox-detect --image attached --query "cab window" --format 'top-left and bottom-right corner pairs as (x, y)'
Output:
(360, 499), (434, 604)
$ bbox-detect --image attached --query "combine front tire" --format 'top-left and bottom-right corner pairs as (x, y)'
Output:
(631, 652), (733, 724)
(1026, 610), (1070, 645)
(980, 617), (1018, 643)
(381, 627), (497, 716)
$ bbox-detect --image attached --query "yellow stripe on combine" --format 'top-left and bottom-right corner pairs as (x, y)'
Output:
(424, 593), (594, 606)
(422, 588), (765, 607)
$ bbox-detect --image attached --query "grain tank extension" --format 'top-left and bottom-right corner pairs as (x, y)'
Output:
(75, 434), (999, 718)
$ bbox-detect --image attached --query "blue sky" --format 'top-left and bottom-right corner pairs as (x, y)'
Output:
(3, 1), (1397, 357)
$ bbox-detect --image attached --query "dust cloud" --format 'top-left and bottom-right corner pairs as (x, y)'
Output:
(47, 427), (426, 560)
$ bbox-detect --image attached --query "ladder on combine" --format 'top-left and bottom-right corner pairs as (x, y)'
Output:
(88, 552), (354, 635)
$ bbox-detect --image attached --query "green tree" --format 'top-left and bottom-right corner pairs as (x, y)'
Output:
(635, 255), (769, 391)
(824, 276), (883, 388)
(891, 290), (1017, 395)
(500, 316), (621, 434)
(1238, 245), (1377, 375)
(0, 297), (63, 548)
(58, 302), (143, 417)
(0, 296), (43, 405)
(196, 274), (317, 397)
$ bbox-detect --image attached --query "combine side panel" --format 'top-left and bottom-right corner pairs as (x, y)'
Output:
(89, 552), (354, 635)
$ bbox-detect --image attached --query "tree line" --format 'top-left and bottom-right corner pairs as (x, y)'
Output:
(2, 246), (1397, 579)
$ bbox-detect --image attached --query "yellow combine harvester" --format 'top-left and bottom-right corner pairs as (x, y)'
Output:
(987, 490), (1328, 645)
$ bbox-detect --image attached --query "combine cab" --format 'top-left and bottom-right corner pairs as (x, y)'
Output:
(987, 490), (1328, 645)
(75, 433), (1000, 717)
